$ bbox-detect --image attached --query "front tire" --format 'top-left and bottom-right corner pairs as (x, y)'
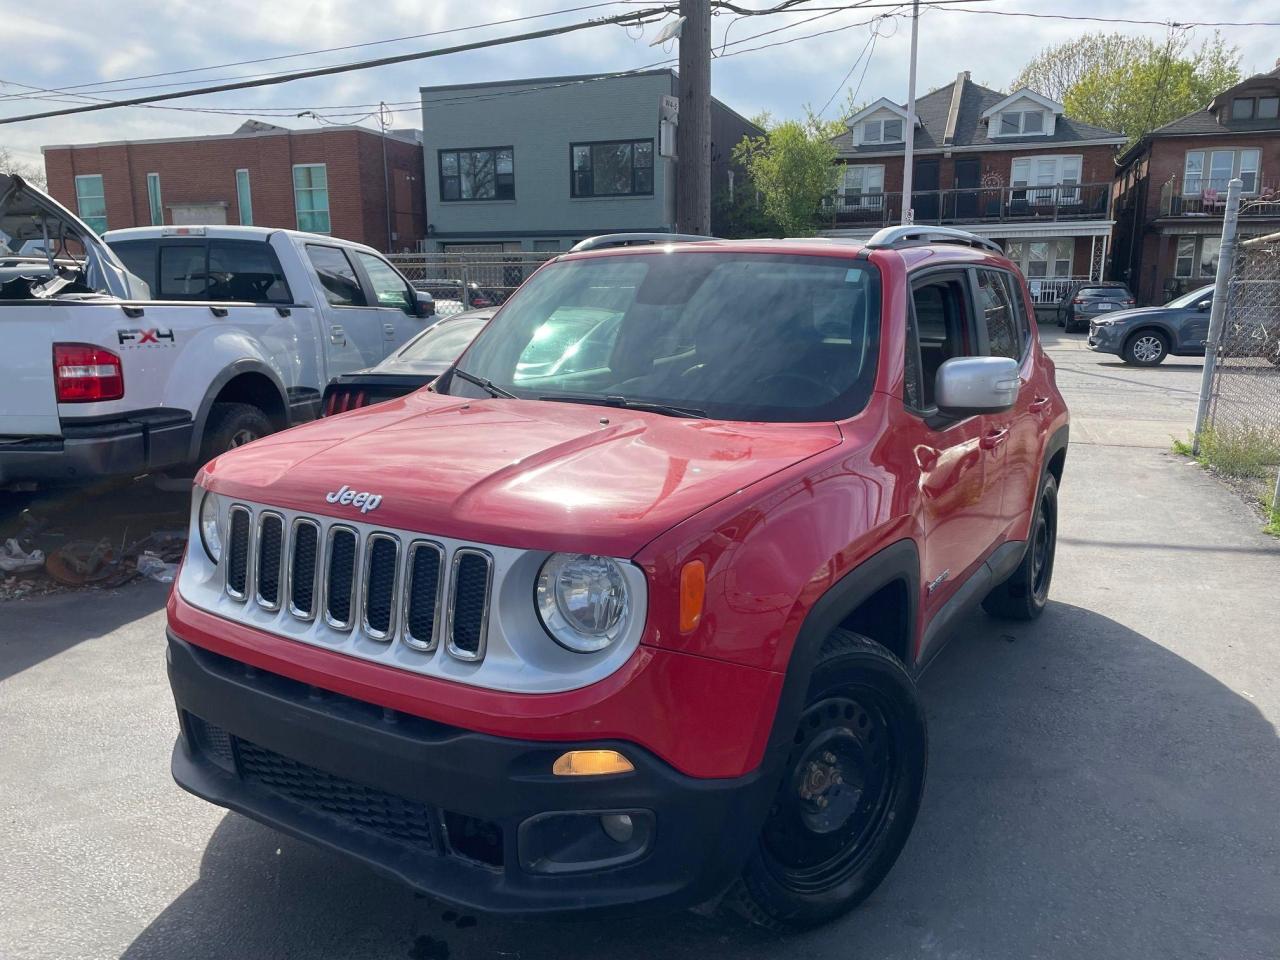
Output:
(727, 631), (927, 931)
(1123, 329), (1169, 366)
(982, 473), (1058, 620)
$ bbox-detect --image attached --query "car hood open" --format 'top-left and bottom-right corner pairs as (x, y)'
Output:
(201, 390), (842, 557)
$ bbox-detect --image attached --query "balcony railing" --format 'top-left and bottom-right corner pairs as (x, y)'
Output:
(824, 182), (1111, 229)
(1159, 177), (1280, 217)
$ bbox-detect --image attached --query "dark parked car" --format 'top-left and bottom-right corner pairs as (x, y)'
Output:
(322, 309), (493, 414)
(1057, 282), (1135, 332)
(1086, 285), (1214, 365)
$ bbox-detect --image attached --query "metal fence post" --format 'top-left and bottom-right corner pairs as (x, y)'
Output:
(1192, 178), (1243, 456)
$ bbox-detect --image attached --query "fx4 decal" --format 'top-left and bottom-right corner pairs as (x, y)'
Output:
(118, 328), (176, 346)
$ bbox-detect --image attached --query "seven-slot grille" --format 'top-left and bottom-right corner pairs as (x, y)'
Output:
(222, 506), (490, 661)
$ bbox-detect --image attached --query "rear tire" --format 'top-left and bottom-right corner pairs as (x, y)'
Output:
(1123, 329), (1169, 366)
(726, 631), (927, 931)
(982, 474), (1058, 620)
(199, 402), (273, 466)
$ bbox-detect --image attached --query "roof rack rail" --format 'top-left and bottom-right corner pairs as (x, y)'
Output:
(570, 232), (719, 253)
(864, 225), (1003, 256)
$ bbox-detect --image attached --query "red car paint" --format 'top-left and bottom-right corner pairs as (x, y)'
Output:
(175, 239), (1069, 783)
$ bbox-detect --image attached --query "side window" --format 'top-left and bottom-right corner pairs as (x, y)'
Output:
(907, 275), (975, 410)
(305, 244), (366, 307)
(207, 240), (292, 304)
(158, 242), (211, 299)
(1000, 271), (1031, 350)
(975, 269), (1019, 361)
(353, 251), (413, 313)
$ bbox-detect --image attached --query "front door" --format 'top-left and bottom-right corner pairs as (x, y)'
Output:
(953, 157), (980, 220)
(912, 158), (940, 223)
(304, 243), (386, 373)
(351, 250), (428, 355)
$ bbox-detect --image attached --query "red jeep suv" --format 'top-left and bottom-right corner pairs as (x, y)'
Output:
(167, 227), (1069, 930)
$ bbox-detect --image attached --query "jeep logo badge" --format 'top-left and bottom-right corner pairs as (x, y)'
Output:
(325, 485), (382, 514)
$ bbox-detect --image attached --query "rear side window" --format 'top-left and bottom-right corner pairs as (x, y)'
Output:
(974, 269), (1020, 361)
(207, 240), (291, 303)
(135, 239), (291, 303)
(108, 239), (158, 291)
(353, 251), (413, 312)
(306, 245), (366, 307)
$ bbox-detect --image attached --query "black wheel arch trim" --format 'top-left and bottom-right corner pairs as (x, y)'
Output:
(188, 359), (290, 463)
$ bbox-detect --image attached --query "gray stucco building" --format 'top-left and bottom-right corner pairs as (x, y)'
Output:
(419, 70), (761, 253)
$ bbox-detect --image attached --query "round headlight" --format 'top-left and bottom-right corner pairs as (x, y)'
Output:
(536, 553), (631, 653)
(199, 489), (222, 563)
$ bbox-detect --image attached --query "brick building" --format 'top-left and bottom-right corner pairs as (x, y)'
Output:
(42, 121), (426, 253)
(825, 72), (1126, 307)
(1112, 66), (1280, 304)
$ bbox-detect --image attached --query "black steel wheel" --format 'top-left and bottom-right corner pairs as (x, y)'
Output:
(982, 472), (1058, 620)
(728, 631), (926, 931)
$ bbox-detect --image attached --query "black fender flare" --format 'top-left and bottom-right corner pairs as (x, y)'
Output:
(187, 359), (290, 463)
(1044, 422), (1070, 482)
(757, 539), (922, 780)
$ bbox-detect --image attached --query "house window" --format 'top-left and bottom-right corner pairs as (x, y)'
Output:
(1004, 239), (1073, 278)
(438, 147), (514, 201)
(1011, 155), (1082, 204)
(570, 140), (654, 197)
(861, 118), (903, 144)
(1174, 236), (1222, 279)
(1184, 149), (1261, 195)
(841, 164), (885, 207)
(1260, 97), (1280, 120)
(1174, 237), (1196, 278)
(74, 174), (107, 233)
(146, 173), (163, 226)
(998, 110), (1046, 135)
(1231, 98), (1254, 120)
(235, 169), (253, 226)
(1229, 97), (1280, 120)
(293, 164), (330, 233)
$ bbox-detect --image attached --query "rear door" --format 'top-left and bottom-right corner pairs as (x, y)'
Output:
(303, 243), (385, 371)
(350, 250), (427, 354)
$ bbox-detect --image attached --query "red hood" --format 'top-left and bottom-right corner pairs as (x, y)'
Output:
(202, 390), (842, 556)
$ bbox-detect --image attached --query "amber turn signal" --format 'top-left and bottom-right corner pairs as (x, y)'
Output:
(679, 559), (706, 633)
(552, 750), (635, 777)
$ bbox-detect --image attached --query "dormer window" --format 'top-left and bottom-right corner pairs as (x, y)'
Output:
(1231, 96), (1279, 120)
(999, 110), (1045, 135)
(862, 118), (903, 144)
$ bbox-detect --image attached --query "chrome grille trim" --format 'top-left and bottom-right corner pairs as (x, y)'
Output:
(360, 533), (401, 641)
(323, 525), (360, 631)
(288, 518), (321, 620)
(254, 512), (286, 612)
(225, 505), (253, 601)
(401, 540), (445, 651)
(446, 548), (493, 662)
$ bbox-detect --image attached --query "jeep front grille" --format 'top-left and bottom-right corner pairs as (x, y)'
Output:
(222, 506), (492, 663)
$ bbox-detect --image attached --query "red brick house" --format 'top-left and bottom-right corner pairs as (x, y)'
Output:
(1112, 66), (1280, 304)
(825, 72), (1126, 307)
(42, 121), (426, 253)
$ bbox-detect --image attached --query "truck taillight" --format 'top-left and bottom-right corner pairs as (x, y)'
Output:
(53, 343), (124, 402)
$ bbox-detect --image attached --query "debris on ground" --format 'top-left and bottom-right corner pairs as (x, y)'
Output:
(0, 538), (44, 573)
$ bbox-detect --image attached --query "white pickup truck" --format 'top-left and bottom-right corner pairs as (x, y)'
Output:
(0, 174), (435, 489)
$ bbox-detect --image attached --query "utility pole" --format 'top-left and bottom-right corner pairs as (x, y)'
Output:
(378, 102), (394, 252)
(1192, 177), (1242, 455)
(676, 0), (711, 236)
(901, 0), (919, 224)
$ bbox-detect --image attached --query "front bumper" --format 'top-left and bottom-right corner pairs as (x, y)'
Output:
(0, 410), (191, 486)
(167, 631), (776, 917)
(1086, 323), (1124, 355)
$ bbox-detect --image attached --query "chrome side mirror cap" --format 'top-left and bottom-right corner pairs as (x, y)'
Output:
(935, 356), (1020, 416)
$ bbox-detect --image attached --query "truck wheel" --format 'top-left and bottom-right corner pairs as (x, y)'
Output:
(1123, 329), (1168, 365)
(200, 402), (273, 464)
(982, 473), (1058, 620)
(727, 630), (927, 931)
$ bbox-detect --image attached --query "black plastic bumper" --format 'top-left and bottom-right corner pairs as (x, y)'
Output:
(166, 632), (775, 918)
(0, 410), (192, 486)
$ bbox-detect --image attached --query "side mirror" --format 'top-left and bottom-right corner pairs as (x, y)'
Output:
(1197, 299), (1212, 312)
(935, 356), (1020, 416)
(414, 290), (436, 318)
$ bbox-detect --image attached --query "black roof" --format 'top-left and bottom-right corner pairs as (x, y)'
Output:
(831, 76), (1124, 156)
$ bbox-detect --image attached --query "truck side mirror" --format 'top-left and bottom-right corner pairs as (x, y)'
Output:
(935, 356), (1020, 417)
(414, 290), (436, 318)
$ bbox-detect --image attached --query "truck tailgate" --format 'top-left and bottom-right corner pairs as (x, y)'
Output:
(0, 307), (59, 436)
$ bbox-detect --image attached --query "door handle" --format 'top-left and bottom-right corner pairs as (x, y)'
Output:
(1029, 396), (1051, 413)
(980, 428), (1009, 450)
(329, 324), (345, 346)
(383, 322), (396, 339)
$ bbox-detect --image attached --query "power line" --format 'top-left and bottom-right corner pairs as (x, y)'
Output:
(816, 14), (886, 115)
(938, 7), (1280, 27)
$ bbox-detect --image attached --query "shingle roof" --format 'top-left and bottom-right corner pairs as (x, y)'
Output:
(831, 76), (1125, 156)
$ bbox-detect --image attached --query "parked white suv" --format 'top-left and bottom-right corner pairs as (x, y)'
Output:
(0, 175), (434, 489)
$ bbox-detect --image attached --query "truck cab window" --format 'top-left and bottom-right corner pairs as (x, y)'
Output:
(354, 251), (413, 313)
(306, 245), (366, 307)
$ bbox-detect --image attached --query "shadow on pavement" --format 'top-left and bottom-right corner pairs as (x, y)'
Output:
(122, 601), (1280, 960)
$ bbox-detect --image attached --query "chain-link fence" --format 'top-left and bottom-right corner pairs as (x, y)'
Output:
(1204, 232), (1280, 519)
(389, 251), (556, 316)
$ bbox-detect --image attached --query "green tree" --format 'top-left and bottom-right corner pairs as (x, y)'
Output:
(732, 115), (837, 237)
(1012, 32), (1241, 143)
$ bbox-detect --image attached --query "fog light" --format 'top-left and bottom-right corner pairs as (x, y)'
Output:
(600, 813), (634, 843)
(552, 749), (634, 776)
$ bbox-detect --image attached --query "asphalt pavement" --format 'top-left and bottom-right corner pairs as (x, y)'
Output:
(2, 326), (1277, 960)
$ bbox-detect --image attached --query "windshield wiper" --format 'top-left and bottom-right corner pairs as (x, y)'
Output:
(451, 367), (516, 399)
(538, 393), (708, 419)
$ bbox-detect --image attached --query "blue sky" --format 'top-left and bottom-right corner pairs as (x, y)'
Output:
(2, 0), (1277, 167)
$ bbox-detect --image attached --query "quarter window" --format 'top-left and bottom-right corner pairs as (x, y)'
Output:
(74, 174), (107, 233)
(293, 164), (331, 233)
(354, 251), (413, 313)
(570, 140), (654, 197)
(305, 245), (366, 307)
(438, 147), (514, 201)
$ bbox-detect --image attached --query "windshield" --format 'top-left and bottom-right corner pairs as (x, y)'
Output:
(1166, 285), (1214, 309)
(447, 251), (881, 422)
(396, 317), (488, 363)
